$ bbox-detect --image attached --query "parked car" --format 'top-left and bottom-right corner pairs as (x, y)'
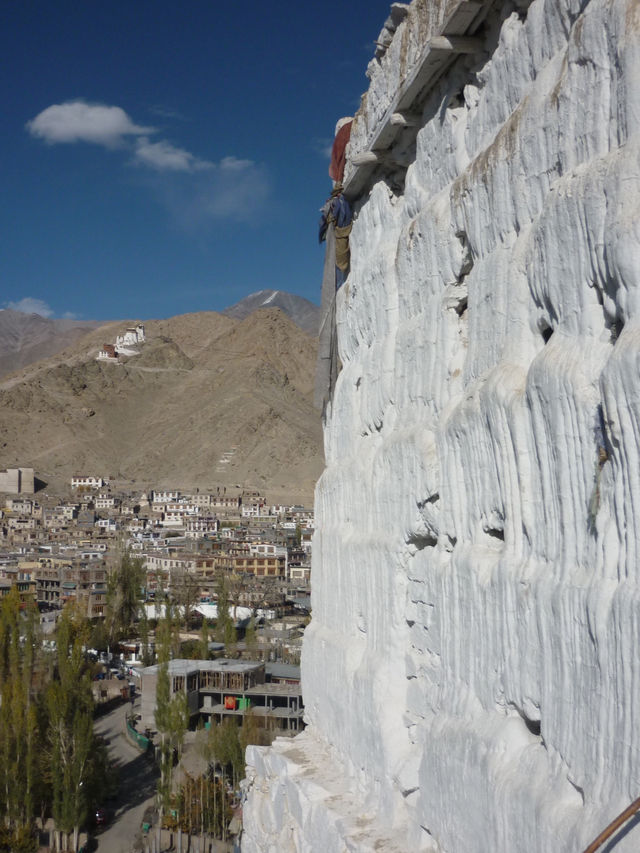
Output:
(93, 806), (109, 827)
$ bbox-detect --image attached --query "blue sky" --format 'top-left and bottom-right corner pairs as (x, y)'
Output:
(1, 0), (392, 321)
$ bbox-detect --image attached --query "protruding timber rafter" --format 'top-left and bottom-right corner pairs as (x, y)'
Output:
(343, 1), (492, 201)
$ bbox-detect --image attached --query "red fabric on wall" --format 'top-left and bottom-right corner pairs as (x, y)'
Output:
(329, 121), (353, 183)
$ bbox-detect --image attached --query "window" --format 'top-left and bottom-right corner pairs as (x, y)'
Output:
(172, 676), (185, 692)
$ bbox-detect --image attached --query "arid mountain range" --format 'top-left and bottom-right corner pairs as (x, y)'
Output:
(222, 290), (321, 336)
(0, 310), (101, 379)
(0, 301), (323, 505)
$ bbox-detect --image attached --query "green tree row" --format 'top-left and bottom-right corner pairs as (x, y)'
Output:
(0, 589), (109, 852)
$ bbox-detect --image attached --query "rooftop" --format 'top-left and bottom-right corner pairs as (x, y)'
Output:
(141, 657), (264, 677)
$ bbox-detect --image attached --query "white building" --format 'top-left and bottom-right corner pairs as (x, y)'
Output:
(185, 516), (219, 538)
(242, 504), (267, 518)
(71, 476), (105, 491)
(115, 324), (145, 348)
(187, 493), (212, 508)
(152, 489), (180, 504)
(94, 494), (117, 509)
(7, 499), (33, 515)
(96, 518), (118, 532)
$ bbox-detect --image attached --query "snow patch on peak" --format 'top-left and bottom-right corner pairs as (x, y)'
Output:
(261, 290), (279, 305)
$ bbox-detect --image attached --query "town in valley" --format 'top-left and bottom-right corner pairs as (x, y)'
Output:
(0, 465), (312, 851)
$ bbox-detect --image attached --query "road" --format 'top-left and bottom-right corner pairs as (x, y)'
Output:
(92, 698), (158, 853)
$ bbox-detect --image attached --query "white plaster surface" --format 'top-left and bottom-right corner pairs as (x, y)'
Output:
(243, 1), (640, 850)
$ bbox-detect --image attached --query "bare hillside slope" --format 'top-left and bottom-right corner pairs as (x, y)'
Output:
(0, 309), (322, 503)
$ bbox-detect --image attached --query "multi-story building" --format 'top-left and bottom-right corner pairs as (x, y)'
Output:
(140, 659), (304, 735)
(6, 498), (34, 515)
(151, 490), (180, 504)
(210, 495), (241, 512)
(188, 493), (211, 508)
(60, 561), (108, 617)
(231, 549), (287, 579)
(6, 516), (38, 531)
(185, 516), (219, 538)
(94, 494), (119, 510)
(96, 518), (119, 533)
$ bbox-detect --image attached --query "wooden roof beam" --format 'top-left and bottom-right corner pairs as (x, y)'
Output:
(428, 35), (483, 53)
(390, 111), (422, 128)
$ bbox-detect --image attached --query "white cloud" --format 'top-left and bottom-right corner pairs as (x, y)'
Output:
(219, 156), (255, 172)
(134, 138), (213, 172)
(26, 99), (272, 222)
(26, 100), (152, 147)
(6, 297), (54, 317)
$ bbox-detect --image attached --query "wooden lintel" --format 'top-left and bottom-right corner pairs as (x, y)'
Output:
(350, 151), (384, 167)
(428, 35), (483, 54)
(343, 0), (493, 200)
(390, 112), (421, 128)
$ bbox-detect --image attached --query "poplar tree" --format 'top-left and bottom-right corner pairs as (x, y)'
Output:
(0, 588), (41, 851)
(214, 575), (235, 648)
(105, 549), (144, 642)
(46, 609), (97, 852)
(200, 618), (209, 660)
(154, 606), (189, 849)
(0, 592), (111, 852)
(139, 608), (154, 667)
(243, 615), (258, 658)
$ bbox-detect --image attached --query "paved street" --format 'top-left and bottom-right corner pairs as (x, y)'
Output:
(92, 699), (158, 853)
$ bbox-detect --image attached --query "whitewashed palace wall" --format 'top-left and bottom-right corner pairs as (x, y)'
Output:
(243, 1), (640, 850)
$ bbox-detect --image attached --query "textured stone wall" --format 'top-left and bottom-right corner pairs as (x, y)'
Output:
(243, 1), (640, 850)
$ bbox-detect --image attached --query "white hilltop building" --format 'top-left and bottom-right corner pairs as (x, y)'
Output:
(97, 323), (145, 361)
(116, 324), (145, 349)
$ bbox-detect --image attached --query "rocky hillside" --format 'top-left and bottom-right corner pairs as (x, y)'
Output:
(222, 290), (321, 335)
(0, 309), (101, 379)
(0, 309), (322, 504)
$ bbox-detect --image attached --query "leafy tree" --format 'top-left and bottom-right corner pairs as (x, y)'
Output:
(0, 592), (113, 853)
(0, 589), (41, 847)
(243, 615), (258, 658)
(173, 569), (200, 631)
(46, 608), (97, 852)
(139, 608), (154, 667)
(239, 708), (261, 756)
(210, 719), (243, 791)
(175, 772), (231, 839)
(88, 618), (108, 652)
(214, 574), (235, 648)
(0, 824), (37, 853)
(199, 618), (210, 661)
(105, 550), (144, 643)
(154, 606), (189, 850)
